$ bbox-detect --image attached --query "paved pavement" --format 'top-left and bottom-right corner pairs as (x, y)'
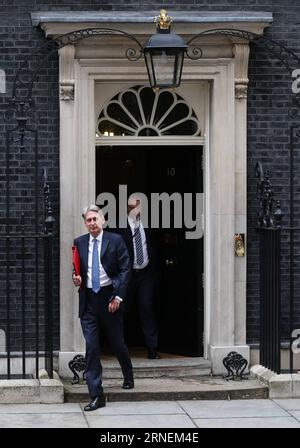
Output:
(0, 398), (300, 428)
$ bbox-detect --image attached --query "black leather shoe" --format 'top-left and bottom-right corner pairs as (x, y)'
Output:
(148, 350), (161, 359)
(84, 395), (106, 411)
(122, 380), (134, 389)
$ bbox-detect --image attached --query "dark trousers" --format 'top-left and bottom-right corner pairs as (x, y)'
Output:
(80, 286), (133, 399)
(126, 266), (158, 351)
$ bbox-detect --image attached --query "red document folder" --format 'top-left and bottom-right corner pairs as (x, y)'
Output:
(72, 245), (81, 276)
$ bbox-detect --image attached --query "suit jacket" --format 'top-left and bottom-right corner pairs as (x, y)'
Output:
(74, 230), (131, 317)
(109, 223), (160, 282)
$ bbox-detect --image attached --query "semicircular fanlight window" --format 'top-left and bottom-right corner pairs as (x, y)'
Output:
(97, 85), (201, 137)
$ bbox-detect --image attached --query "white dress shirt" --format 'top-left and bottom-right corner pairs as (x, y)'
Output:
(128, 217), (149, 269)
(86, 232), (122, 302)
(86, 232), (112, 289)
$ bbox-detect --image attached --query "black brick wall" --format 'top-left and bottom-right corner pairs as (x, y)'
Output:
(1, 0), (300, 351)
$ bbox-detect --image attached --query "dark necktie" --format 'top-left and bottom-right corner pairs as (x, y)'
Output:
(134, 225), (144, 266)
(92, 238), (100, 293)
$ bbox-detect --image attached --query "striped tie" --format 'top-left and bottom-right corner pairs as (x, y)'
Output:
(134, 225), (144, 266)
(92, 238), (100, 293)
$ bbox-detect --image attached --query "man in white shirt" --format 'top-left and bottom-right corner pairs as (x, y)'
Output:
(114, 196), (160, 360)
(73, 205), (134, 412)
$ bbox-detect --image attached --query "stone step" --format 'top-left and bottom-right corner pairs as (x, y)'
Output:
(64, 377), (269, 402)
(100, 354), (212, 379)
(66, 352), (212, 380)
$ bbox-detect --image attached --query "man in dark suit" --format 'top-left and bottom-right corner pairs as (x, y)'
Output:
(72, 205), (134, 412)
(115, 196), (160, 360)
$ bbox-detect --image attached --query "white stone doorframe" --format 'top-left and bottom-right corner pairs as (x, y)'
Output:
(57, 48), (250, 376)
(31, 10), (272, 377)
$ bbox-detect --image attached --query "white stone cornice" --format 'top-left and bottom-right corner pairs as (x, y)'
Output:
(31, 10), (273, 26)
(31, 10), (272, 38)
(234, 44), (250, 100)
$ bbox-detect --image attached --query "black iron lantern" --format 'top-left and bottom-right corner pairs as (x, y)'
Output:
(144, 10), (187, 89)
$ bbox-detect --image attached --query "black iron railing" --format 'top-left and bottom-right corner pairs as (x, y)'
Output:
(256, 162), (283, 373)
(255, 159), (300, 374)
(0, 233), (54, 379)
(0, 170), (55, 380)
(259, 228), (281, 373)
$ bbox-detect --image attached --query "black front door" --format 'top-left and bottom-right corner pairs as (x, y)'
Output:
(96, 145), (204, 356)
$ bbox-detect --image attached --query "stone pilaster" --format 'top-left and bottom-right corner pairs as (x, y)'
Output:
(58, 44), (77, 359)
(233, 43), (249, 348)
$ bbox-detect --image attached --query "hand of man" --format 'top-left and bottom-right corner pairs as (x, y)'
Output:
(73, 274), (82, 287)
(108, 298), (121, 313)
